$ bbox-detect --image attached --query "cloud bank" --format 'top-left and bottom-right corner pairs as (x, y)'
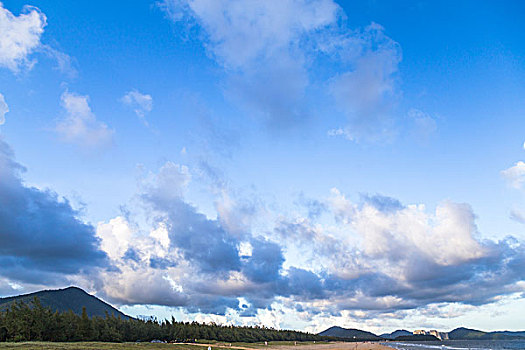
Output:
(88, 161), (525, 323)
(0, 139), (523, 326)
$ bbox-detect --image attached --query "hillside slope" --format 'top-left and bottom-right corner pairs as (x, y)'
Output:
(0, 286), (130, 319)
(449, 327), (525, 340)
(318, 326), (382, 340)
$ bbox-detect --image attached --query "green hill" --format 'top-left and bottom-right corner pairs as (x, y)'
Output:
(380, 330), (412, 339)
(318, 326), (382, 340)
(0, 286), (130, 319)
(449, 327), (525, 340)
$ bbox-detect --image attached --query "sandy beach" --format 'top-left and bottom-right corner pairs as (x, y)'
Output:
(183, 342), (394, 350)
(271, 342), (394, 350)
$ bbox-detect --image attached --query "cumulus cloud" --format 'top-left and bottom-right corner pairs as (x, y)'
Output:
(0, 93), (8, 125)
(0, 2), (46, 72)
(296, 191), (524, 312)
(55, 91), (114, 150)
(96, 217), (133, 260)
(120, 90), (153, 124)
(95, 161), (329, 314)
(0, 138), (108, 285)
(162, 0), (402, 136)
(501, 161), (525, 189)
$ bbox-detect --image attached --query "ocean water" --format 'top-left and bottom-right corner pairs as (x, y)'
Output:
(383, 340), (525, 350)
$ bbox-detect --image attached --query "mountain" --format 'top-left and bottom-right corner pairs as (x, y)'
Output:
(448, 327), (485, 339)
(449, 327), (525, 340)
(380, 330), (412, 339)
(318, 326), (383, 340)
(0, 286), (131, 319)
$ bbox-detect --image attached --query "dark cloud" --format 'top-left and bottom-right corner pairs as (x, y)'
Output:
(0, 139), (108, 286)
(243, 238), (284, 284)
(122, 248), (141, 262)
(142, 193), (241, 275)
(285, 267), (325, 299)
(296, 193), (327, 219)
(149, 256), (178, 269)
(185, 295), (240, 315)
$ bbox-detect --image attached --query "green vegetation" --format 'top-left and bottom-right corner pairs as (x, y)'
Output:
(0, 297), (321, 343)
(0, 342), (204, 349)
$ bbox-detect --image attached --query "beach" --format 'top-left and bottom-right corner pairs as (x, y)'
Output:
(0, 341), (397, 350)
(271, 342), (394, 350)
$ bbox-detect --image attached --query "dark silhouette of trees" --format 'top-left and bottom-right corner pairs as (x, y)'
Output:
(0, 297), (322, 343)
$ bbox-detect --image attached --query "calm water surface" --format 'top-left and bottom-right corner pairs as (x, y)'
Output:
(383, 340), (525, 350)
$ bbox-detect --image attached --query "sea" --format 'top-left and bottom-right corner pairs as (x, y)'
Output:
(383, 340), (525, 350)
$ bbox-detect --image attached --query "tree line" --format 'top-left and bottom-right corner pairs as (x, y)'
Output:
(0, 297), (324, 343)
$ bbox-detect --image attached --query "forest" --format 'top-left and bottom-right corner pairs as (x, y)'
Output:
(0, 297), (323, 343)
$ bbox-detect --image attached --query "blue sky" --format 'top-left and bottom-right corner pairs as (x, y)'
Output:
(1, 0), (525, 333)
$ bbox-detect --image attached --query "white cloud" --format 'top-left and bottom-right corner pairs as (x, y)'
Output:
(55, 91), (114, 149)
(140, 161), (191, 202)
(175, 0), (338, 126)
(163, 1), (404, 138)
(41, 45), (77, 78)
(121, 90), (153, 123)
(501, 161), (525, 189)
(0, 2), (46, 72)
(328, 194), (485, 267)
(510, 208), (525, 224)
(329, 24), (401, 141)
(0, 93), (8, 125)
(165, 0), (339, 70)
(96, 217), (133, 260)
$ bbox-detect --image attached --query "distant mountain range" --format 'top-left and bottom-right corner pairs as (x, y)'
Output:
(319, 326), (525, 341)
(0, 286), (130, 319)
